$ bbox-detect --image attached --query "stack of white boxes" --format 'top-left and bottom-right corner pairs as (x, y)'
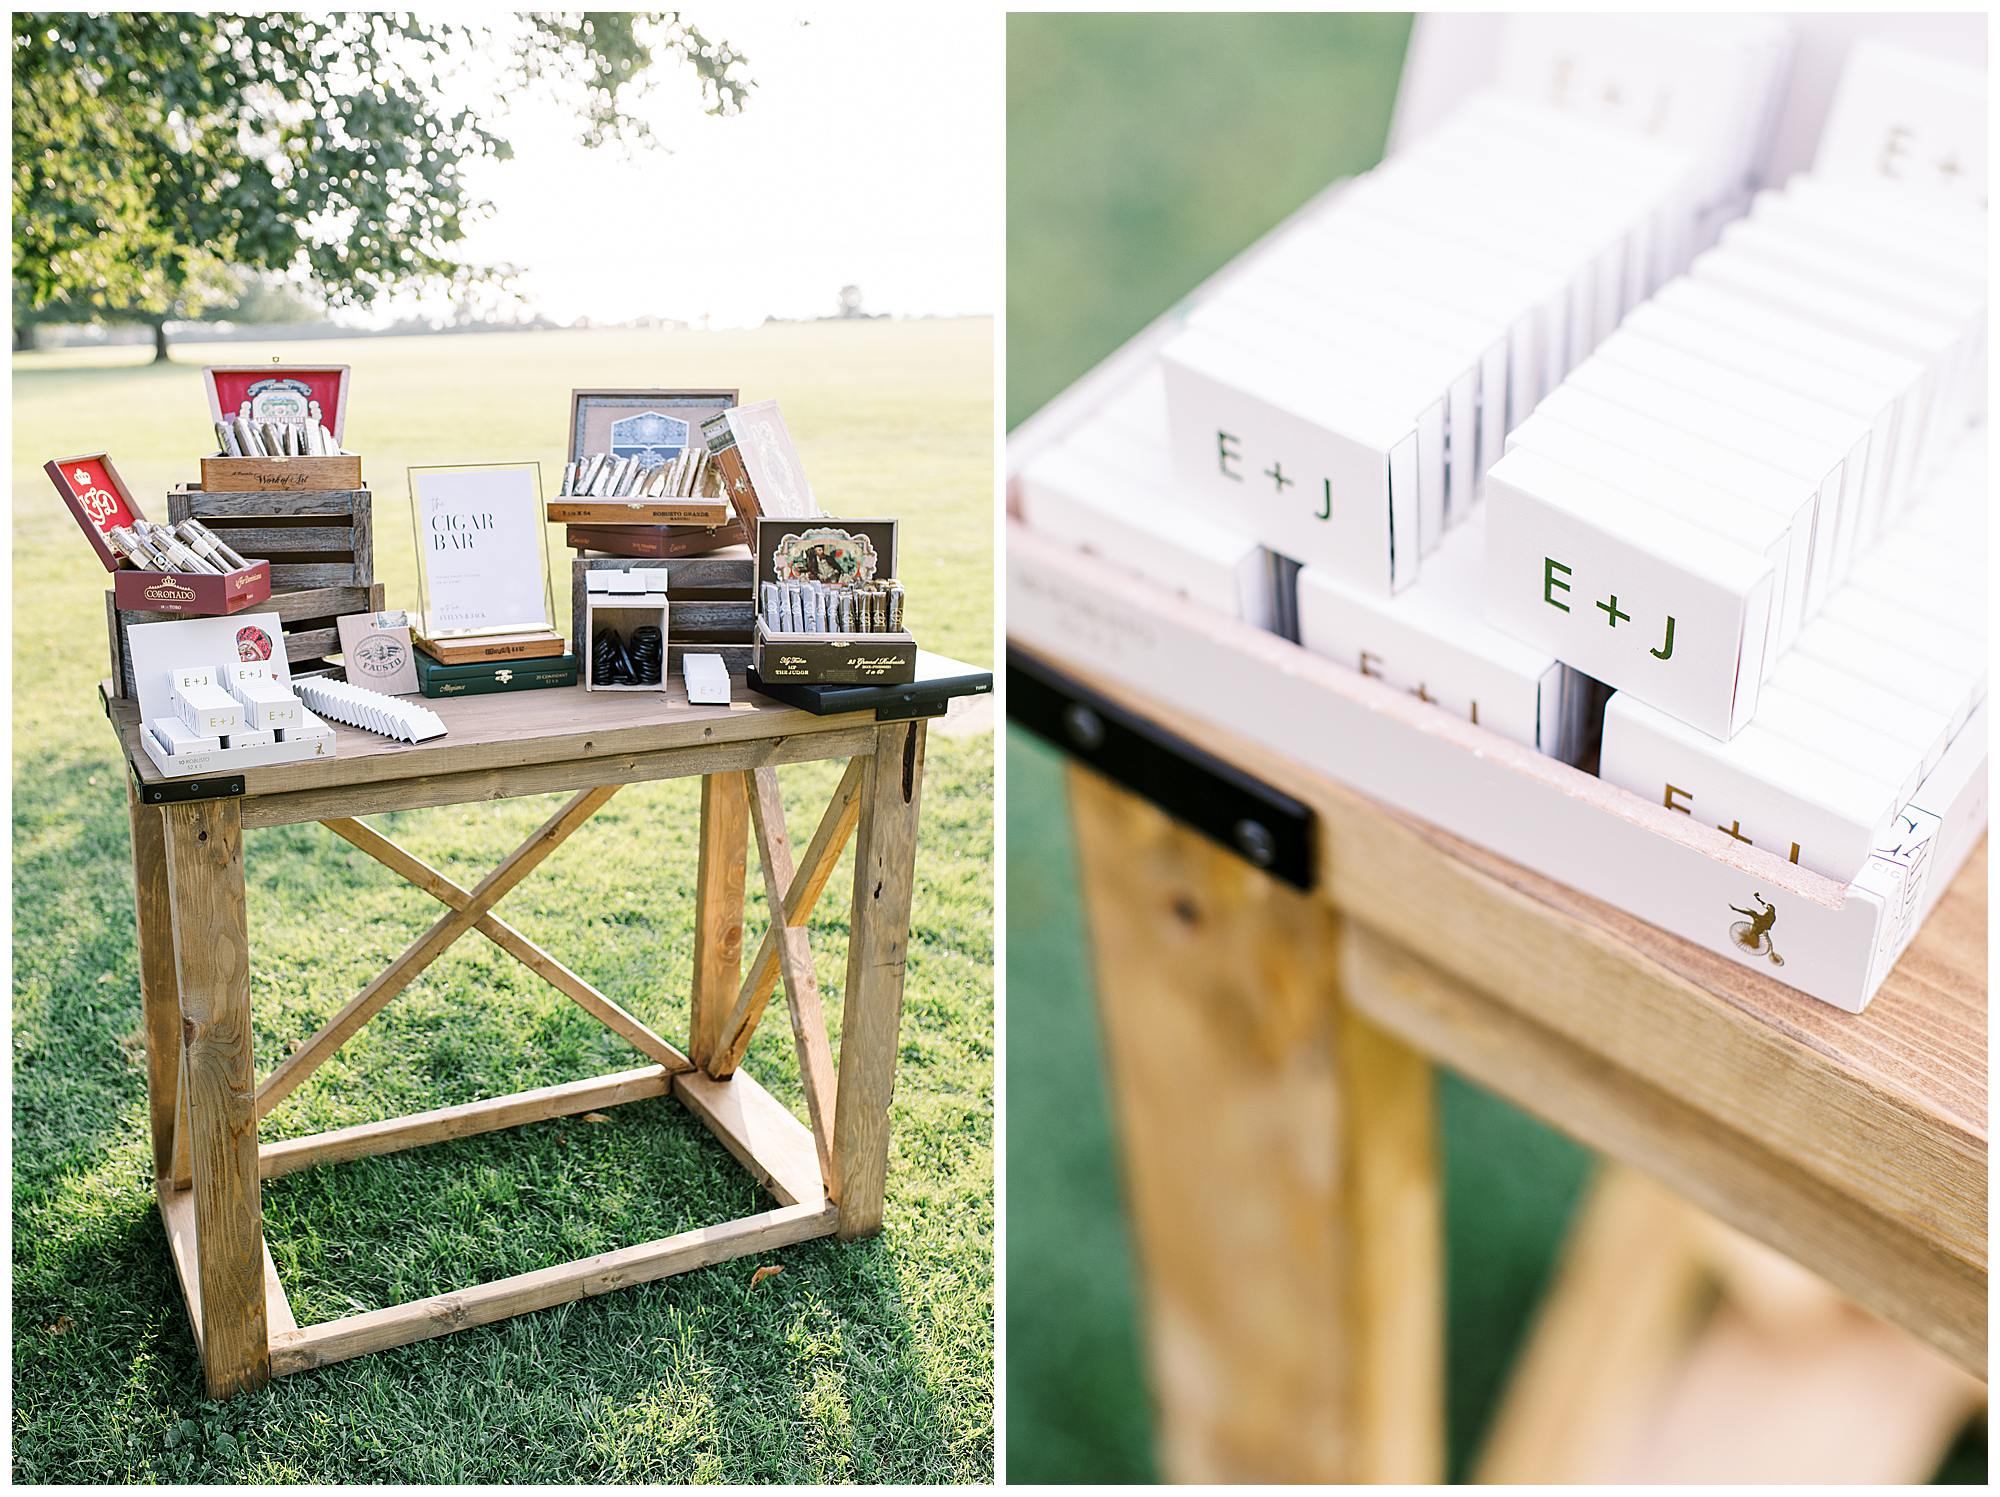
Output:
(146, 660), (333, 767)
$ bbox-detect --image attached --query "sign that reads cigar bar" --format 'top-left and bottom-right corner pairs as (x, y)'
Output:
(46, 451), (271, 614)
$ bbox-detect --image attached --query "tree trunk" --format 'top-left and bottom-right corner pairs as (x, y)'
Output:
(151, 319), (171, 362)
(14, 321), (35, 352)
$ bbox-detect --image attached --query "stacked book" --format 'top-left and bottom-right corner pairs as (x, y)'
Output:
(412, 625), (578, 698)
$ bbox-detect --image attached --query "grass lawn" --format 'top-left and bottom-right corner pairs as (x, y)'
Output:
(1004, 12), (1984, 1484)
(12, 319), (994, 1482)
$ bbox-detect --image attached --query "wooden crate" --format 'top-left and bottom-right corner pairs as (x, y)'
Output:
(570, 553), (753, 673)
(168, 485), (373, 590)
(108, 582), (385, 697)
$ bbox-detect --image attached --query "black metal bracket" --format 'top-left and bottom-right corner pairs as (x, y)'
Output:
(129, 761), (245, 806)
(1007, 646), (1316, 890)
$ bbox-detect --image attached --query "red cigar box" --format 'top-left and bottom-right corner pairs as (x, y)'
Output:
(47, 452), (271, 615)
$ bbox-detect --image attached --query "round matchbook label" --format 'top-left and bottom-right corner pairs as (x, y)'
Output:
(235, 624), (274, 662)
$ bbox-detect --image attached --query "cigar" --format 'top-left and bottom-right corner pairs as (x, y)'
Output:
(176, 518), (250, 572)
(886, 583), (904, 631)
(141, 521), (222, 574)
(215, 420), (241, 457)
(235, 418), (263, 457)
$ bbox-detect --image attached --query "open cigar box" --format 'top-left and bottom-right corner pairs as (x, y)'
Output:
(48, 452), (271, 615)
(201, 364), (361, 492)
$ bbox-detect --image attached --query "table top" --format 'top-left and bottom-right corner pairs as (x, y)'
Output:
(104, 674), (876, 800)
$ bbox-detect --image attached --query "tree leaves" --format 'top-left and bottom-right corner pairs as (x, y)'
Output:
(11, 11), (753, 332)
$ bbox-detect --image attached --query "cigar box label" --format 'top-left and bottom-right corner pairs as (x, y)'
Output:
(141, 576), (202, 608)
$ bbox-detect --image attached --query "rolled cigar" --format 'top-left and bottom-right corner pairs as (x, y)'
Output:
(137, 522), (219, 574)
(646, 462), (667, 498)
(173, 521), (231, 571)
(235, 417), (264, 456)
(176, 518), (250, 571)
(319, 423), (338, 454)
(261, 421), (283, 455)
(886, 583), (904, 631)
(761, 582), (779, 630)
(689, 448), (709, 497)
(622, 459), (644, 496)
(105, 526), (159, 570)
(214, 420), (241, 457)
(302, 421), (321, 456)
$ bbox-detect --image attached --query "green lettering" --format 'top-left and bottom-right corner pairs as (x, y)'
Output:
(1543, 557), (1571, 612)
(1217, 431), (1242, 481)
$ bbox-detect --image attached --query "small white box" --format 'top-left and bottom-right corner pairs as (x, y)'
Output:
(1792, 617), (1980, 739)
(1689, 248), (1958, 508)
(1483, 446), (1775, 739)
(1160, 326), (1420, 593)
(221, 728), (276, 750)
(1196, 273), (1477, 544)
(1649, 275), (1926, 547)
(1591, 326), (1871, 605)
(236, 678), (303, 731)
(1297, 516), (1567, 757)
(1558, 355), (1841, 626)
(1017, 422), (1278, 631)
(1506, 406), (1800, 673)
(1302, 196), (1566, 418)
(1617, 298), (1899, 585)
(1600, 689), (1904, 882)
(1765, 652), (1952, 779)
(278, 710), (337, 752)
(148, 716), (221, 757)
(681, 652), (732, 705)
(172, 679), (243, 737)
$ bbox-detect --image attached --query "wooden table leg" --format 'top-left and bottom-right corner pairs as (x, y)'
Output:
(690, 772), (749, 1073)
(1065, 763), (1443, 1483)
(830, 719), (927, 1239)
(128, 781), (181, 1184)
(161, 797), (269, 1397)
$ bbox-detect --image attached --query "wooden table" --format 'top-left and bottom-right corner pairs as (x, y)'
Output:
(108, 677), (933, 1398)
(1021, 657), (1986, 1483)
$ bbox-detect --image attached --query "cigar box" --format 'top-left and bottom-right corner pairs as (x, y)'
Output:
(200, 364), (361, 491)
(48, 452), (271, 615)
(702, 401), (822, 525)
(547, 498), (732, 527)
(751, 516), (915, 686)
(564, 521), (748, 559)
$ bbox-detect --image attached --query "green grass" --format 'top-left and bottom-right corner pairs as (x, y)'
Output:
(1003, 13), (1985, 1485)
(13, 319), (994, 1482)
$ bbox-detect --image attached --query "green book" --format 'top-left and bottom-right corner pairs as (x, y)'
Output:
(416, 652), (578, 698)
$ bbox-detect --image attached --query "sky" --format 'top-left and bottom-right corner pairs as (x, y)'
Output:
(375, 8), (1001, 330)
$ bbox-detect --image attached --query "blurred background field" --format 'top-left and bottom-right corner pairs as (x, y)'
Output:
(1003, 11), (1983, 1485)
(13, 316), (994, 1481)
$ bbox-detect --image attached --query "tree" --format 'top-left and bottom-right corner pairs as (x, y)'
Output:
(12, 12), (751, 359)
